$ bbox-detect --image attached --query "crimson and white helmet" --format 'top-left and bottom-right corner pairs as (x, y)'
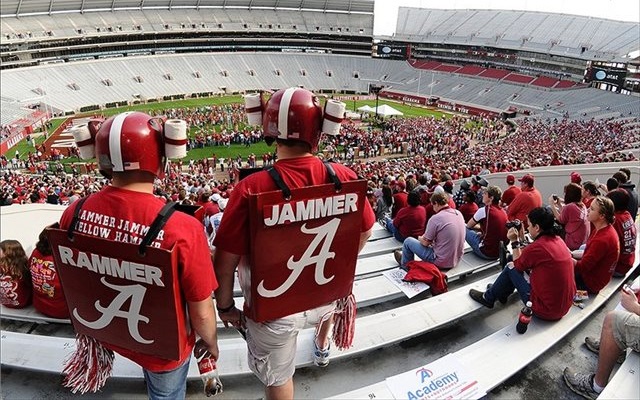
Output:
(262, 87), (324, 150)
(94, 111), (167, 178)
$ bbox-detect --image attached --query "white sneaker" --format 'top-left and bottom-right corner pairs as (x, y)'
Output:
(313, 341), (330, 367)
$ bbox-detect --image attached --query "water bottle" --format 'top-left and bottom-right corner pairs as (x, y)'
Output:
(516, 301), (533, 334)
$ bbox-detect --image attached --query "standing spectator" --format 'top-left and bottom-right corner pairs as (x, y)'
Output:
(29, 225), (69, 318)
(563, 287), (639, 399)
(57, 111), (219, 398)
(501, 174), (521, 209)
(469, 207), (575, 321)
(213, 88), (375, 400)
(507, 174), (542, 229)
(573, 196), (619, 294)
(606, 189), (636, 277)
(396, 192), (465, 270)
(465, 185), (508, 260)
(613, 169), (638, 222)
(384, 191), (426, 243)
(0, 239), (32, 308)
(549, 183), (590, 251)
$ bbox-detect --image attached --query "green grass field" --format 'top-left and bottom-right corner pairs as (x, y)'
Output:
(4, 95), (449, 164)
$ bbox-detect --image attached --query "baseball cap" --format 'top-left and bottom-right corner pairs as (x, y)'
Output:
(210, 193), (221, 202)
(519, 174), (534, 186)
(570, 172), (582, 184)
(506, 174), (515, 184)
(475, 176), (489, 187)
(460, 180), (471, 190)
(217, 198), (228, 211)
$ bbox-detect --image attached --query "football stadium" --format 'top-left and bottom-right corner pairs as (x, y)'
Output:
(1, 0), (639, 399)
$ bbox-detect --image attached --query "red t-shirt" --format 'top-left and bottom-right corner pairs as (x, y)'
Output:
(391, 192), (408, 218)
(514, 235), (575, 320)
(393, 205), (427, 239)
(29, 248), (69, 319)
(473, 204), (508, 258)
(214, 156), (375, 256)
(612, 210), (636, 275)
(507, 187), (542, 227)
(0, 273), (32, 308)
(575, 225), (619, 294)
(557, 202), (590, 251)
(458, 202), (478, 223)
(501, 186), (521, 207)
(60, 186), (217, 372)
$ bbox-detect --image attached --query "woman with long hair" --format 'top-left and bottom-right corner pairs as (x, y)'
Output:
(549, 183), (590, 250)
(29, 224), (70, 318)
(375, 184), (393, 221)
(0, 239), (32, 308)
(469, 207), (575, 321)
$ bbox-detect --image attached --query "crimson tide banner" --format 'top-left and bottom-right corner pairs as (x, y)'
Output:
(47, 228), (187, 361)
(246, 180), (367, 322)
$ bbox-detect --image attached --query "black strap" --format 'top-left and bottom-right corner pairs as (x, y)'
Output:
(138, 201), (178, 255)
(67, 195), (91, 240)
(266, 161), (344, 200)
(323, 161), (342, 192)
(265, 165), (291, 200)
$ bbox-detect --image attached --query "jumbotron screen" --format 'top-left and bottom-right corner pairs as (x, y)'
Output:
(584, 61), (627, 88)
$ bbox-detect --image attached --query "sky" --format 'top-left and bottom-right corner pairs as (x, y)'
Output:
(373, 0), (640, 36)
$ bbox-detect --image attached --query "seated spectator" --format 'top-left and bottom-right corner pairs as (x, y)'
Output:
(391, 181), (408, 218)
(0, 239), (32, 308)
(395, 192), (465, 271)
(507, 174), (542, 229)
(500, 174), (521, 209)
(574, 196), (619, 294)
(452, 179), (471, 208)
(375, 184), (393, 221)
(458, 191), (479, 223)
(606, 189), (636, 277)
(613, 169), (638, 221)
(582, 181), (599, 209)
(469, 207), (575, 321)
(549, 183), (590, 251)
(384, 191), (426, 243)
(465, 185), (508, 260)
(471, 175), (489, 207)
(563, 287), (640, 399)
(29, 225), (69, 318)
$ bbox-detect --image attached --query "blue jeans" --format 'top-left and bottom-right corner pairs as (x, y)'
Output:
(465, 228), (495, 260)
(401, 237), (436, 268)
(485, 263), (530, 304)
(384, 217), (406, 243)
(143, 359), (190, 400)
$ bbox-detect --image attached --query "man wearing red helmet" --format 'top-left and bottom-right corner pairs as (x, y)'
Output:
(213, 88), (375, 400)
(55, 112), (219, 398)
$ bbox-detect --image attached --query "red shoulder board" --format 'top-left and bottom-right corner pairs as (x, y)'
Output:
(47, 228), (186, 361)
(245, 180), (366, 322)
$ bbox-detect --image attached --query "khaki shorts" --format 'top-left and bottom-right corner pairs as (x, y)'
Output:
(245, 303), (335, 387)
(612, 310), (640, 352)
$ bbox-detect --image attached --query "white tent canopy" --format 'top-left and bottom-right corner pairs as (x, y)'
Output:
(374, 104), (403, 117)
(357, 104), (403, 117)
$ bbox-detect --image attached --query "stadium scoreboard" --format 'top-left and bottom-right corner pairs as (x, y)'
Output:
(372, 42), (409, 59)
(583, 61), (627, 92)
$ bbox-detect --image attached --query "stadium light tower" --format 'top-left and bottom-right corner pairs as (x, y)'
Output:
(370, 84), (384, 119)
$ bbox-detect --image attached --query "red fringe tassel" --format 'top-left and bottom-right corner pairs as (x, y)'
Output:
(332, 294), (356, 350)
(62, 334), (114, 394)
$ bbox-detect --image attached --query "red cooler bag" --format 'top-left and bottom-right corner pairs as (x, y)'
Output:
(245, 180), (366, 322)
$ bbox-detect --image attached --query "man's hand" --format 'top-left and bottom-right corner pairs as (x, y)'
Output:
(620, 286), (640, 315)
(194, 338), (220, 362)
(218, 306), (246, 330)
